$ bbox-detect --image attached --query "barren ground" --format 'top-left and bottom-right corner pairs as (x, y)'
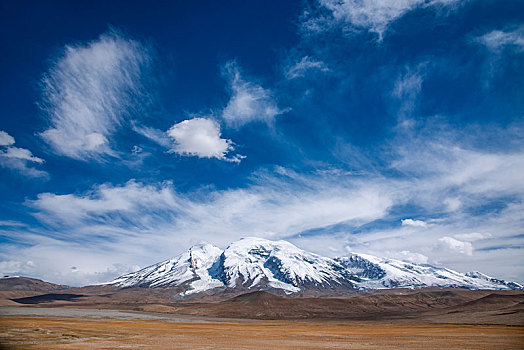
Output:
(1, 282), (523, 349)
(1, 313), (523, 350)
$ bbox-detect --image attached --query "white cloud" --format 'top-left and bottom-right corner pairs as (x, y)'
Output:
(285, 56), (329, 79)
(28, 175), (391, 241)
(11, 172), (392, 285)
(307, 0), (460, 40)
(0, 130), (47, 178)
(395, 250), (428, 264)
(0, 131), (15, 146)
(477, 26), (524, 52)
(0, 260), (36, 276)
(222, 61), (287, 127)
(454, 232), (492, 242)
(438, 236), (473, 256)
(0, 157), (48, 178)
(40, 30), (151, 160)
(444, 197), (461, 211)
(29, 180), (179, 228)
(0, 220), (26, 227)
(391, 65), (427, 122)
(4, 123), (524, 284)
(167, 118), (243, 162)
(390, 124), (524, 205)
(131, 122), (172, 148)
(1, 147), (44, 163)
(133, 117), (244, 163)
(393, 69), (423, 100)
(401, 218), (427, 227)
(0, 243), (140, 286)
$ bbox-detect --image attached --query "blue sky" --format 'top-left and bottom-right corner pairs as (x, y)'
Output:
(1, 0), (523, 286)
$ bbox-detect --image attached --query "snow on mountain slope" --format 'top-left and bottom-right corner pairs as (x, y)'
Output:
(109, 238), (356, 295)
(336, 253), (522, 290)
(110, 243), (223, 294)
(108, 238), (522, 296)
(465, 271), (524, 290)
(219, 237), (356, 292)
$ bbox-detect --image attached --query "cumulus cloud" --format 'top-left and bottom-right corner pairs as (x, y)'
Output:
(476, 26), (524, 52)
(305, 0), (460, 40)
(222, 61), (287, 127)
(0, 131), (15, 146)
(40, 30), (151, 160)
(401, 218), (427, 227)
(438, 236), (473, 256)
(167, 118), (244, 162)
(0, 130), (47, 178)
(285, 56), (329, 79)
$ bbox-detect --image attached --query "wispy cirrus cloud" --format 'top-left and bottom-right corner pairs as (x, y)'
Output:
(285, 56), (329, 79)
(7, 170), (391, 284)
(392, 65), (425, 120)
(476, 26), (524, 52)
(131, 122), (172, 148)
(221, 61), (288, 127)
(454, 232), (492, 242)
(40, 30), (152, 160)
(27, 174), (391, 243)
(303, 0), (461, 40)
(401, 218), (427, 227)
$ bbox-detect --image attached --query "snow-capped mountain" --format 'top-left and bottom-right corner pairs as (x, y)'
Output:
(111, 238), (356, 295)
(110, 243), (223, 293)
(336, 253), (523, 290)
(218, 238), (356, 293)
(108, 238), (522, 296)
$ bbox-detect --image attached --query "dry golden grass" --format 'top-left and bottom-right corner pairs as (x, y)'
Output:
(1, 315), (523, 349)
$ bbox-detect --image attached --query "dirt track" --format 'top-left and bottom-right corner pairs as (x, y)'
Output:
(1, 313), (523, 349)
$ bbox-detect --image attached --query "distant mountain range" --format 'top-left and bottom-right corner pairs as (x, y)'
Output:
(108, 237), (523, 297)
(0, 276), (68, 292)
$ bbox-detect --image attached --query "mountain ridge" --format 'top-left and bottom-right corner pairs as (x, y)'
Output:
(107, 237), (523, 297)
